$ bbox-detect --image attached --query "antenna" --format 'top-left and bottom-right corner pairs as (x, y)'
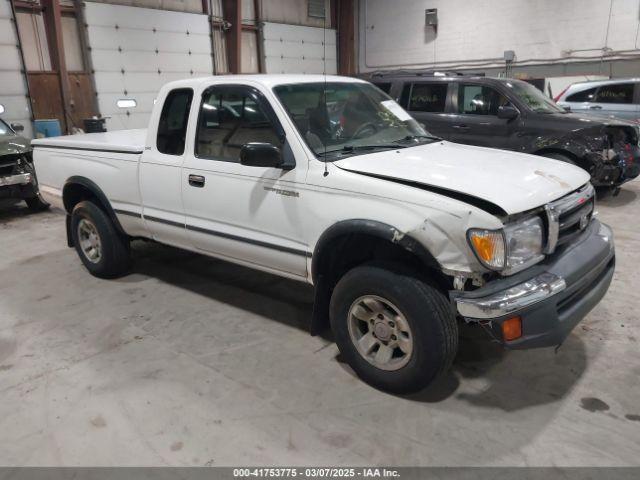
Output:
(322, 5), (329, 177)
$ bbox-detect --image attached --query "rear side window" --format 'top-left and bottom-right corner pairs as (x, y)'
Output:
(157, 88), (193, 155)
(408, 83), (448, 113)
(566, 87), (597, 102)
(594, 84), (634, 104)
(457, 84), (510, 115)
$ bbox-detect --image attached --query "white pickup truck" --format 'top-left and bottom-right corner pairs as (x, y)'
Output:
(33, 75), (615, 393)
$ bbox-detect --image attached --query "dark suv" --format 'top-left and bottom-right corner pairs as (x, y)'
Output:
(371, 73), (640, 188)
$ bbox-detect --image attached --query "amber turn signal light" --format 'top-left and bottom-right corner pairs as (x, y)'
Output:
(502, 316), (522, 341)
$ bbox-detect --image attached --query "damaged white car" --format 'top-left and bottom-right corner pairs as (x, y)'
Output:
(32, 75), (614, 393)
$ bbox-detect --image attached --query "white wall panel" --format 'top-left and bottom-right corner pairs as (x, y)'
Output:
(360, 0), (640, 72)
(84, 1), (213, 130)
(0, 0), (32, 137)
(261, 0), (331, 28)
(262, 22), (336, 74)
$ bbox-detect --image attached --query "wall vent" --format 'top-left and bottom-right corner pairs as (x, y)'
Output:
(308, 0), (326, 19)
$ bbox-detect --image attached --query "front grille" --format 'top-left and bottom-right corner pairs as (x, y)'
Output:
(544, 183), (595, 254)
(556, 196), (595, 247)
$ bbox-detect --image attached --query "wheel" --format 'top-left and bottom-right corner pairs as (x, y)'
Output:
(24, 194), (50, 212)
(540, 152), (577, 166)
(70, 201), (131, 278)
(329, 264), (458, 394)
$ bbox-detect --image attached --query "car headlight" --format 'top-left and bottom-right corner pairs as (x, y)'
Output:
(468, 216), (544, 273)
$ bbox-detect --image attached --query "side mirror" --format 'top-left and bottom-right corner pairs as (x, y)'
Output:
(240, 142), (284, 169)
(497, 105), (519, 120)
(11, 122), (24, 133)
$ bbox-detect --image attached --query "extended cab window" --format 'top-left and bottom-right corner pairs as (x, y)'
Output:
(196, 88), (282, 162)
(594, 84), (634, 104)
(457, 84), (509, 115)
(408, 83), (448, 113)
(157, 88), (193, 155)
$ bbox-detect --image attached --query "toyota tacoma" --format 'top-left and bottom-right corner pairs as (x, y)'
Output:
(32, 75), (615, 393)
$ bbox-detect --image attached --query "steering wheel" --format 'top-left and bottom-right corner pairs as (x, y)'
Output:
(351, 122), (379, 140)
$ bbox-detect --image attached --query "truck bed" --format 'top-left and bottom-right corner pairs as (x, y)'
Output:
(31, 129), (147, 154)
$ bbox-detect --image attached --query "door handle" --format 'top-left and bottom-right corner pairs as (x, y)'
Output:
(589, 105), (602, 110)
(188, 174), (205, 187)
(452, 124), (470, 131)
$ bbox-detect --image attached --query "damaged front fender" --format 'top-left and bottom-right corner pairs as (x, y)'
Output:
(530, 123), (640, 187)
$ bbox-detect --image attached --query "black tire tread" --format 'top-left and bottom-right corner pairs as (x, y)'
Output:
(540, 152), (577, 165)
(71, 201), (131, 278)
(330, 263), (458, 393)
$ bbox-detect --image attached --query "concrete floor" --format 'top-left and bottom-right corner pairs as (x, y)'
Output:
(0, 182), (639, 467)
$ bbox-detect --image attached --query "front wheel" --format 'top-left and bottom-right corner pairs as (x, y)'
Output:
(71, 201), (131, 278)
(330, 264), (458, 394)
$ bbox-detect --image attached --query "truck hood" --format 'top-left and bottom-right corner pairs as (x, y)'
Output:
(334, 141), (590, 215)
(0, 134), (31, 156)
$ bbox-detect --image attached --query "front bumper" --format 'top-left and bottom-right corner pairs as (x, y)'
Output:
(0, 172), (32, 187)
(454, 219), (615, 349)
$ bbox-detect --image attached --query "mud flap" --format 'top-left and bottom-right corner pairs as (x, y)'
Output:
(66, 214), (74, 248)
(310, 274), (330, 336)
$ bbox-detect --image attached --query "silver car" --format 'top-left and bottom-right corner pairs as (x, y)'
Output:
(556, 78), (640, 124)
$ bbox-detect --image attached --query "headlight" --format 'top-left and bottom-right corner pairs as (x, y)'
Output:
(503, 216), (544, 271)
(468, 216), (544, 273)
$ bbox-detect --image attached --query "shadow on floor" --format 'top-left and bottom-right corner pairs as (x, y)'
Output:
(0, 199), (31, 222)
(125, 240), (319, 337)
(125, 240), (588, 408)
(597, 186), (637, 207)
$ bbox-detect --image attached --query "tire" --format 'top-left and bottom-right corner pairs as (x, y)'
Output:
(70, 201), (131, 278)
(330, 264), (458, 394)
(540, 152), (577, 166)
(24, 194), (50, 212)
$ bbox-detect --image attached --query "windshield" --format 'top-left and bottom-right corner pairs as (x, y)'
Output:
(506, 80), (565, 114)
(0, 119), (12, 136)
(273, 82), (436, 159)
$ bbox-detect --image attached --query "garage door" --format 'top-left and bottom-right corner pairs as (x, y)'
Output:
(0, 0), (33, 138)
(262, 22), (336, 74)
(83, 2), (213, 131)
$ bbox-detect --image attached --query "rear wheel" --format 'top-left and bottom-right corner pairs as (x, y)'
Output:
(330, 264), (458, 394)
(71, 201), (131, 278)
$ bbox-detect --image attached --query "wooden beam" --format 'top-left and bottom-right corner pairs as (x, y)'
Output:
(221, 0), (241, 73)
(253, 0), (264, 73)
(336, 0), (356, 75)
(13, 0), (43, 12)
(41, 0), (72, 132)
(73, 0), (99, 116)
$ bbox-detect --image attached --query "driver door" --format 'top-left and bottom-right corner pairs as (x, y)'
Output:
(181, 84), (309, 278)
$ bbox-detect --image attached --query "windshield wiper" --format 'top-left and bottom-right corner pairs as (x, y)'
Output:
(394, 134), (441, 144)
(317, 144), (405, 157)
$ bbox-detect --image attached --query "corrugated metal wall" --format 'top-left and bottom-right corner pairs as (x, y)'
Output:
(0, 0), (33, 137)
(84, 1), (213, 130)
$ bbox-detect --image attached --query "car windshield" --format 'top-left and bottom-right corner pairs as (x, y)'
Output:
(0, 119), (11, 136)
(273, 82), (437, 159)
(505, 80), (565, 114)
